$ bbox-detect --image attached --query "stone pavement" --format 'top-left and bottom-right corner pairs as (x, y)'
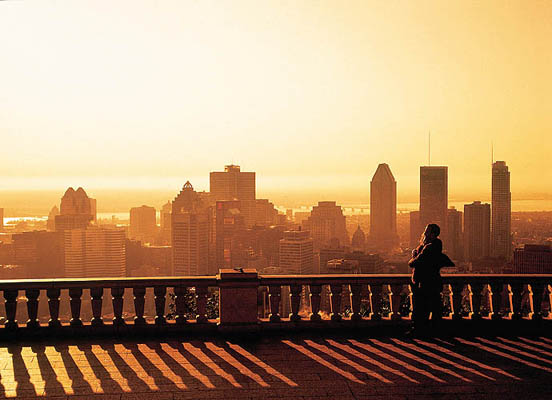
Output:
(1, 334), (552, 399)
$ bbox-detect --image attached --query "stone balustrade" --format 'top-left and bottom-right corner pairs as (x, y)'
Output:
(0, 271), (551, 338)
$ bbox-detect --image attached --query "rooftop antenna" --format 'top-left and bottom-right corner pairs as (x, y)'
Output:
(491, 141), (494, 164)
(428, 130), (431, 166)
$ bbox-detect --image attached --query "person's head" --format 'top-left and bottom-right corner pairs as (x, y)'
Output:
(421, 224), (440, 244)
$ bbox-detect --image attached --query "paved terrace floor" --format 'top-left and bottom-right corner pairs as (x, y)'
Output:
(1, 334), (552, 400)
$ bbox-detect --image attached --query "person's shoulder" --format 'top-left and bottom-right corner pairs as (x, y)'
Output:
(426, 239), (442, 251)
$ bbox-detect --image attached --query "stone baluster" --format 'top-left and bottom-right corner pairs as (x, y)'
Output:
(309, 284), (322, 322)
(268, 285), (281, 322)
(510, 283), (524, 321)
(289, 284), (302, 322)
(469, 283), (484, 320)
(133, 287), (146, 326)
(90, 287), (104, 326)
(4, 290), (18, 330)
(489, 282), (503, 320)
(196, 286), (208, 323)
(154, 286), (166, 325)
(370, 284), (382, 321)
(69, 288), (83, 327)
(403, 285), (413, 320)
(451, 283), (464, 321)
(350, 284), (362, 322)
(530, 282), (545, 321)
(25, 289), (40, 329)
(174, 286), (187, 325)
(112, 287), (125, 326)
(47, 288), (61, 328)
(329, 284), (342, 322)
(390, 284), (403, 321)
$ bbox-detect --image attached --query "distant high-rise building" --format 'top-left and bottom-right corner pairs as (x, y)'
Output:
(255, 199), (278, 227)
(409, 211), (421, 249)
(369, 163), (399, 249)
(279, 230), (314, 274)
(64, 227), (125, 278)
(47, 206), (59, 231)
(463, 201), (490, 261)
(419, 167), (448, 240)
(446, 207), (463, 260)
(215, 200), (245, 270)
(129, 205), (157, 243)
(89, 198), (97, 224)
(160, 201), (172, 245)
(210, 165), (256, 227)
(13, 231), (64, 278)
(0, 208), (3, 231)
(302, 201), (348, 250)
(513, 244), (552, 273)
(171, 181), (210, 276)
(492, 161), (511, 260)
(55, 187), (94, 232)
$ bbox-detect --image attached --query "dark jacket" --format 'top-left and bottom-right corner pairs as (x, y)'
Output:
(408, 238), (454, 290)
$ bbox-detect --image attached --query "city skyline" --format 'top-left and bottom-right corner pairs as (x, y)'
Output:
(1, 1), (551, 201)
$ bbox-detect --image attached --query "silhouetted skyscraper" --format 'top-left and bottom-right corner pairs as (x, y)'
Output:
(446, 207), (463, 260)
(47, 206), (59, 231)
(492, 161), (511, 260)
(129, 205), (157, 244)
(513, 244), (552, 273)
(419, 166), (448, 240)
(210, 165), (256, 227)
(55, 187), (94, 232)
(369, 163), (399, 250)
(171, 181), (210, 276)
(409, 210), (421, 248)
(215, 200), (245, 270)
(160, 201), (172, 245)
(463, 201), (490, 261)
(302, 201), (348, 250)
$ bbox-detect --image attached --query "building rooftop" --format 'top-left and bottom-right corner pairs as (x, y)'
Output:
(1, 334), (551, 399)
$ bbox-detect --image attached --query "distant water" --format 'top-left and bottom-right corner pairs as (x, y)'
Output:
(4, 199), (552, 224)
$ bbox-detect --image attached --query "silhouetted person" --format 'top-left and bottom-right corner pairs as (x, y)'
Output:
(407, 223), (454, 336)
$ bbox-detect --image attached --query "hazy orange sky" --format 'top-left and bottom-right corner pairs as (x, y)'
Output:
(1, 1), (551, 204)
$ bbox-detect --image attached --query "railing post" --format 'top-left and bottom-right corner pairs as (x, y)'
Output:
(370, 284), (382, 321)
(90, 287), (104, 327)
(112, 287), (125, 326)
(510, 283), (524, 321)
(530, 282), (545, 321)
(154, 286), (167, 326)
(489, 282), (503, 320)
(329, 284), (342, 322)
(47, 288), (61, 328)
(268, 285), (281, 322)
(289, 284), (302, 322)
(350, 284), (362, 322)
(451, 283), (464, 321)
(390, 284), (403, 321)
(217, 269), (259, 333)
(196, 285), (208, 323)
(26, 289), (40, 329)
(309, 284), (322, 322)
(133, 287), (146, 326)
(470, 283), (484, 320)
(174, 286), (187, 325)
(69, 288), (83, 327)
(4, 290), (18, 330)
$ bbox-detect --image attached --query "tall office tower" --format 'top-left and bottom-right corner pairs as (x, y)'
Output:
(513, 244), (552, 273)
(492, 161), (511, 260)
(409, 211), (421, 248)
(419, 166), (448, 242)
(160, 201), (172, 245)
(47, 206), (59, 231)
(129, 205), (157, 243)
(446, 207), (463, 260)
(463, 201), (491, 262)
(279, 230), (314, 274)
(171, 181), (210, 276)
(64, 227), (125, 278)
(369, 163), (399, 249)
(302, 201), (348, 250)
(55, 187), (94, 232)
(89, 198), (97, 224)
(12, 231), (64, 278)
(255, 199), (278, 227)
(210, 165), (256, 227)
(215, 200), (245, 270)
